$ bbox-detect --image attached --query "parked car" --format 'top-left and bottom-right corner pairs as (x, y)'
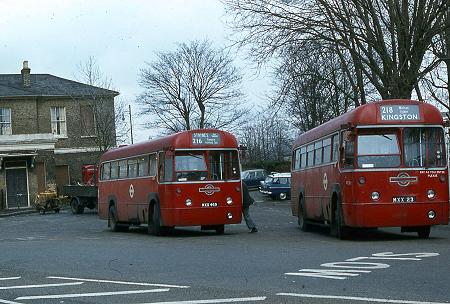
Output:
(241, 169), (267, 189)
(260, 172), (291, 200)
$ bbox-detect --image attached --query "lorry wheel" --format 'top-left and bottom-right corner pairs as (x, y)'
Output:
(70, 198), (79, 214)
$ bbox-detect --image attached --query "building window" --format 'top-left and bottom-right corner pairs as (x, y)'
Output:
(80, 105), (96, 137)
(0, 108), (11, 135)
(51, 107), (67, 136)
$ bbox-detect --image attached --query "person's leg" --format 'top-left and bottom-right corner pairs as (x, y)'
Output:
(243, 206), (257, 231)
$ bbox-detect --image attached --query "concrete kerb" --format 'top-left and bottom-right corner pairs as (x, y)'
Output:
(0, 208), (37, 218)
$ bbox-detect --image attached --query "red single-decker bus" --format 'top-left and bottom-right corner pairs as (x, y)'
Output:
(291, 99), (449, 239)
(98, 129), (242, 235)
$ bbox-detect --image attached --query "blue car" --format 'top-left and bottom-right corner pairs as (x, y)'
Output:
(242, 169), (267, 189)
(260, 173), (291, 200)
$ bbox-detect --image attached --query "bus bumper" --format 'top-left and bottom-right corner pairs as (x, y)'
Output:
(161, 206), (242, 227)
(344, 201), (449, 228)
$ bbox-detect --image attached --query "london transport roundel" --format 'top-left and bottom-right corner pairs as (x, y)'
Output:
(323, 173), (328, 191)
(129, 184), (135, 198)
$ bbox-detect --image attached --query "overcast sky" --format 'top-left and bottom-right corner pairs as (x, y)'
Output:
(0, 0), (271, 142)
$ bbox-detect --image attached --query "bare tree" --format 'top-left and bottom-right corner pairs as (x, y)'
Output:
(138, 40), (248, 133)
(423, 8), (450, 112)
(272, 42), (356, 132)
(238, 111), (293, 164)
(75, 56), (127, 151)
(223, 0), (450, 102)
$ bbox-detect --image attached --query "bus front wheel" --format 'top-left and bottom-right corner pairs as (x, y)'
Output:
(417, 226), (431, 239)
(109, 206), (128, 232)
(298, 199), (310, 232)
(149, 203), (167, 236)
(215, 225), (225, 235)
(108, 206), (119, 232)
(331, 204), (348, 239)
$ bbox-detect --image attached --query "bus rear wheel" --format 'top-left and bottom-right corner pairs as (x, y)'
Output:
(417, 226), (431, 239)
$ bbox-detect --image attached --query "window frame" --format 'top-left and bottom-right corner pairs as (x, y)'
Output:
(0, 108), (12, 135)
(51, 106), (67, 137)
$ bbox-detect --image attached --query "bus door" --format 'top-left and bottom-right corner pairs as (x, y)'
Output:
(340, 129), (356, 207)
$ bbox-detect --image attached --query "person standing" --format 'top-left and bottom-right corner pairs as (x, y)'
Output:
(242, 182), (258, 233)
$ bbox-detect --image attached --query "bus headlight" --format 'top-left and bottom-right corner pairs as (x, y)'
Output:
(428, 210), (436, 219)
(226, 197), (233, 205)
(227, 212), (233, 219)
(371, 191), (380, 201)
(427, 189), (435, 200)
(185, 199), (193, 206)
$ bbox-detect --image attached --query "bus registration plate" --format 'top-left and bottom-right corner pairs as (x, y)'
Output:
(392, 196), (416, 203)
(201, 202), (218, 207)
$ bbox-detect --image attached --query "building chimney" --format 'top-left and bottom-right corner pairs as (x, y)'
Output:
(21, 60), (31, 87)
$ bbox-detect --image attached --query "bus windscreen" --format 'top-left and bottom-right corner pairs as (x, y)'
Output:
(357, 133), (400, 168)
(174, 150), (240, 181)
(175, 153), (208, 181)
(403, 127), (446, 168)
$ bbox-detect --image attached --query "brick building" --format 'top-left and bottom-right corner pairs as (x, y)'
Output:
(0, 61), (118, 210)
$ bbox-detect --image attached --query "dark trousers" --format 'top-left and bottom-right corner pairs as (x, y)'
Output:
(243, 205), (256, 229)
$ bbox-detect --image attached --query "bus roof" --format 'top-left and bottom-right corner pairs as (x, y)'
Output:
(100, 129), (239, 162)
(294, 99), (443, 147)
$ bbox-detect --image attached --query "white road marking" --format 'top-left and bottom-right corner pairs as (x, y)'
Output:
(0, 277), (21, 281)
(139, 297), (267, 304)
(16, 288), (169, 300)
(0, 299), (24, 304)
(277, 293), (450, 304)
(47, 276), (189, 288)
(0, 282), (83, 290)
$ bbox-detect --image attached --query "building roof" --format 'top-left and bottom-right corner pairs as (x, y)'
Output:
(0, 74), (119, 98)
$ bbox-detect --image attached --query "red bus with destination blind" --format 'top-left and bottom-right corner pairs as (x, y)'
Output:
(291, 99), (449, 239)
(98, 129), (242, 235)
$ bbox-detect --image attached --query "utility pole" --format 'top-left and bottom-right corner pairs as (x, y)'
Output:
(129, 104), (134, 144)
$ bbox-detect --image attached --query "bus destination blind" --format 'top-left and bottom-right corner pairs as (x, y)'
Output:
(380, 105), (420, 121)
(192, 133), (221, 145)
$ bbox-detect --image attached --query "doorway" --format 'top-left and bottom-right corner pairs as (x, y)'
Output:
(6, 167), (29, 209)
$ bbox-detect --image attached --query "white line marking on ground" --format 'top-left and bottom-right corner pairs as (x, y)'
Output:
(0, 299), (24, 304)
(277, 293), (450, 304)
(47, 276), (189, 288)
(0, 282), (83, 290)
(16, 288), (169, 300)
(139, 297), (267, 304)
(0, 277), (21, 281)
